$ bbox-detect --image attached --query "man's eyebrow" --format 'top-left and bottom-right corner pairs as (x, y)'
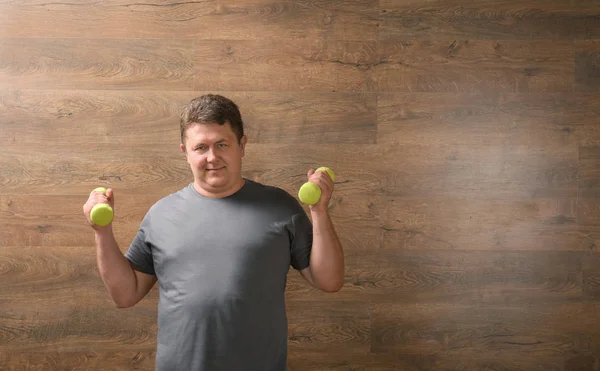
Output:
(194, 138), (227, 146)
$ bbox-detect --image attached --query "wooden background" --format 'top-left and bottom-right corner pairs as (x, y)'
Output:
(1, 0), (600, 370)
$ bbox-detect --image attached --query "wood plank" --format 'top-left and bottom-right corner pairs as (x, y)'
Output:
(373, 40), (574, 92)
(0, 246), (159, 303)
(288, 349), (564, 371)
(0, 143), (375, 195)
(583, 251), (600, 299)
(579, 146), (600, 198)
(371, 301), (600, 359)
(0, 89), (187, 145)
(378, 93), (600, 147)
(378, 196), (581, 251)
(0, 89), (377, 145)
(240, 91), (377, 144)
(0, 246), (159, 352)
(0, 306), (158, 352)
(195, 39), (377, 92)
(565, 354), (600, 371)
(0, 38), (194, 90)
(578, 198), (600, 226)
(287, 248), (583, 304)
(0, 351), (156, 371)
(575, 41), (600, 92)
(0, 143), (190, 195)
(286, 300), (370, 353)
(380, 0), (600, 40)
(376, 143), (578, 199)
(0, 141), (578, 200)
(0, 194), (160, 247)
(245, 142), (579, 201)
(0, 0), (378, 40)
(287, 351), (438, 371)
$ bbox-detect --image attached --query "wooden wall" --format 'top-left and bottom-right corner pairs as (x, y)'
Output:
(2, 1), (600, 370)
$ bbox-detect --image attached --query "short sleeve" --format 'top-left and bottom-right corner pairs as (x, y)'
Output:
(124, 215), (156, 276)
(289, 209), (313, 271)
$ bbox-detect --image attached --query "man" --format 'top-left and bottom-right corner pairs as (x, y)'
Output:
(83, 94), (345, 371)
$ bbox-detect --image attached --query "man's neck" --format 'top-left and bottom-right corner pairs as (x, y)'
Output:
(193, 177), (245, 198)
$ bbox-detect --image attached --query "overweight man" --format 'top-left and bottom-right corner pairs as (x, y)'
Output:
(83, 94), (345, 371)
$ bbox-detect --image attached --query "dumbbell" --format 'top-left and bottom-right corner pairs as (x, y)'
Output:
(298, 167), (335, 205)
(89, 187), (113, 226)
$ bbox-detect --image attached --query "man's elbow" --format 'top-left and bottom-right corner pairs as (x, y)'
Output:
(115, 300), (133, 309)
(319, 280), (344, 293)
(113, 296), (138, 309)
(115, 302), (134, 309)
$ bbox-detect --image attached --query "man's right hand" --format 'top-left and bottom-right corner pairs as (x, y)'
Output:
(83, 187), (115, 231)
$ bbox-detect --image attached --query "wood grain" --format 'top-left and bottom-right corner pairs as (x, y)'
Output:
(0, 246), (159, 303)
(195, 39), (378, 92)
(372, 301), (600, 357)
(0, 89), (376, 145)
(579, 146), (600, 228)
(376, 143), (578, 199)
(0, 38), (194, 90)
(377, 196), (581, 251)
(0, 246), (158, 354)
(286, 248), (583, 304)
(288, 350), (564, 371)
(0, 351), (156, 371)
(378, 93), (600, 147)
(583, 251), (600, 299)
(0, 141), (578, 201)
(1, 0), (600, 369)
(380, 0), (600, 40)
(373, 40), (574, 92)
(575, 41), (600, 92)
(286, 300), (370, 353)
(0, 0), (378, 40)
(579, 146), (600, 198)
(0, 194), (159, 247)
(287, 351), (440, 371)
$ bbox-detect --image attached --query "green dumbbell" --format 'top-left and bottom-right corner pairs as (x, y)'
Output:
(90, 187), (114, 226)
(298, 167), (335, 205)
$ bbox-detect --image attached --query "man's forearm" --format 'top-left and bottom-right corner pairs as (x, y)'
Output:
(308, 210), (345, 292)
(95, 228), (138, 308)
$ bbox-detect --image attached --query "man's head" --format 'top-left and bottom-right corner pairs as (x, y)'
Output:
(179, 94), (247, 198)
(180, 94), (245, 145)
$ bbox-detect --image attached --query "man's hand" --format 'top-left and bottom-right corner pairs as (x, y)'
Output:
(306, 169), (334, 213)
(83, 187), (115, 231)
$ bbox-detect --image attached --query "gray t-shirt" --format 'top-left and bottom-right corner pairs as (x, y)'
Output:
(124, 179), (313, 371)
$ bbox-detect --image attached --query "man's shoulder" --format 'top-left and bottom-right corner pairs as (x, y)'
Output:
(244, 178), (297, 202)
(244, 178), (306, 216)
(146, 184), (193, 213)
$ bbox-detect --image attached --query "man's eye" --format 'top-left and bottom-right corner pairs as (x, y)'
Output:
(218, 143), (227, 148)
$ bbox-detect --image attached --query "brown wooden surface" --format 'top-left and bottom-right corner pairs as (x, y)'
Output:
(1, 0), (600, 370)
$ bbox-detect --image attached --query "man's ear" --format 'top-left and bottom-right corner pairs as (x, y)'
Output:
(180, 143), (187, 154)
(240, 135), (247, 157)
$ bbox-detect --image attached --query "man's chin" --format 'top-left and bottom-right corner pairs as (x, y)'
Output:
(203, 175), (228, 188)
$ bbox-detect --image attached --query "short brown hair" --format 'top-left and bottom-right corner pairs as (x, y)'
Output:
(180, 94), (245, 144)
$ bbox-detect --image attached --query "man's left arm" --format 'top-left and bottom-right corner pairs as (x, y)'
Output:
(299, 169), (345, 292)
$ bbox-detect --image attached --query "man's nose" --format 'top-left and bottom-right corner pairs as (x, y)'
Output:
(207, 147), (217, 162)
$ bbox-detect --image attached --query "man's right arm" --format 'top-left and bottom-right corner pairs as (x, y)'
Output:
(95, 229), (157, 308)
(84, 188), (156, 308)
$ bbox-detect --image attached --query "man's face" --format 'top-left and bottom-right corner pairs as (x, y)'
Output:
(180, 122), (246, 197)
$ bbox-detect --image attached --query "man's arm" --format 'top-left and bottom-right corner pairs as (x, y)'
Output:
(84, 188), (156, 308)
(298, 169), (345, 292)
(95, 228), (157, 308)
